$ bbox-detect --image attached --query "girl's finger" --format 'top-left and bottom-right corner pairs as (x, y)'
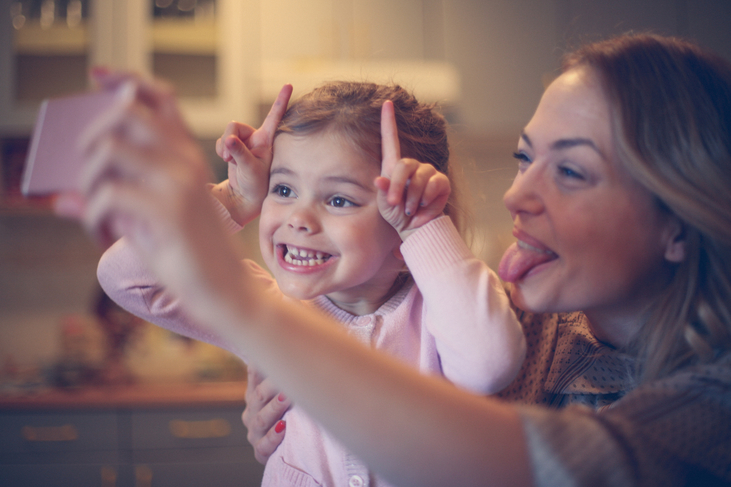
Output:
(257, 84), (294, 143)
(387, 158), (419, 207)
(380, 100), (401, 177)
(217, 121), (256, 162)
(403, 164), (437, 216)
(419, 173), (451, 209)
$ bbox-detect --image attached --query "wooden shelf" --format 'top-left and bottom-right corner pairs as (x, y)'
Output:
(13, 18), (217, 56)
(152, 18), (217, 55)
(13, 21), (89, 55)
(0, 381), (247, 411)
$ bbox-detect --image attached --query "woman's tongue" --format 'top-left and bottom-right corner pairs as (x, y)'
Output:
(498, 241), (557, 283)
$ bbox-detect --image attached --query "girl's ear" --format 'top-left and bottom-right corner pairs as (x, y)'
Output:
(663, 215), (686, 263)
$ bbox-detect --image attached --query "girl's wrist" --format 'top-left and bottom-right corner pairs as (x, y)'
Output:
(209, 180), (262, 227)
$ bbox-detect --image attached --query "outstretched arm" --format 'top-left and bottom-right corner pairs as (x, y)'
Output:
(59, 72), (533, 487)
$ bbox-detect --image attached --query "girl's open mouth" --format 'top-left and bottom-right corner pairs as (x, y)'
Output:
(282, 244), (332, 267)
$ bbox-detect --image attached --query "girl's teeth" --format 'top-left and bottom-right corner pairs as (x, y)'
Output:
(285, 246), (329, 266)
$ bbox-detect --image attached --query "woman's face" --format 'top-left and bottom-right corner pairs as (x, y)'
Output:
(499, 67), (681, 345)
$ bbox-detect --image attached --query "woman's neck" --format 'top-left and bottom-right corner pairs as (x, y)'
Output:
(584, 306), (650, 349)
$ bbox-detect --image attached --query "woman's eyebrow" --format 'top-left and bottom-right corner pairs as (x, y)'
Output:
(520, 131), (604, 158)
(552, 137), (602, 154)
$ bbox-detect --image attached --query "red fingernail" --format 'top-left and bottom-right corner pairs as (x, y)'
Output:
(275, 420), (286, 434)
(278, 393), (287, 402)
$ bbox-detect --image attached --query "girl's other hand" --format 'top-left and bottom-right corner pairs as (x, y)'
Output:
(376, 100), (451, 241)
(213, 84), (293, 226)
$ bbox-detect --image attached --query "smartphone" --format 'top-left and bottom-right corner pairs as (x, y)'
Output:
(21, 90), (120, 196)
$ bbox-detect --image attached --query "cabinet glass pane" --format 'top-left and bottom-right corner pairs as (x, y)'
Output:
(152, 0), (217, 98)
(11, 0), (91, 101)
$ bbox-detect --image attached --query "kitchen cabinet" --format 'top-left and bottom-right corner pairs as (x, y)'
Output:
(0, 383), (264, 487)
(1, 0), (459, 139)
(1, 0), (258, 138)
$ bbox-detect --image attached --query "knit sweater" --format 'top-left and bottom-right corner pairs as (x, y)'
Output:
(97, 215), (525, 487)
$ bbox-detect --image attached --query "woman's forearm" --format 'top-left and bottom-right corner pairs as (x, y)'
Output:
(213, 281), (533, 487)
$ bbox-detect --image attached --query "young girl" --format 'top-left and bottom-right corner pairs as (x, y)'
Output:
(96, 80), (525, 486)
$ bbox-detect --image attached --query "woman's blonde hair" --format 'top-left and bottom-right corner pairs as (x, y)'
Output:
(275, 81), (471, 239)
(564, 34), (731, 381)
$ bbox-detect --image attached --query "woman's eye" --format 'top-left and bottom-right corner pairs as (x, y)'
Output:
(272, 184), (293, 198)
(328, 196), (355, 208)
(512, 151), (531, 164)
(558, 165), (584, 180)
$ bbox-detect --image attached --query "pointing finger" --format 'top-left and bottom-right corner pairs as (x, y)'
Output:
(258, 84), (294, 144)
(380, 100), (401, 177)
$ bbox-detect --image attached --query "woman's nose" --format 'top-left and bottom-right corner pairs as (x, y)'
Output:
(503, 167), (544, 219)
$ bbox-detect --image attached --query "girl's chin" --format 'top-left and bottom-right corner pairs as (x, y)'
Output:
(274, 280), (320, 301)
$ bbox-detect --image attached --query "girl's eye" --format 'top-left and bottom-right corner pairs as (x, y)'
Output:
(272, 184), (293, 198)
(328, 196), (355, 208)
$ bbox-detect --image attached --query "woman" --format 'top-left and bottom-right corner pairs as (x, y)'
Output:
(62, 34), (731, 486)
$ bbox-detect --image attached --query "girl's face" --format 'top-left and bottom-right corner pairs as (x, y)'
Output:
(259, 131), (403, 316)
(500, 67), (682, 346)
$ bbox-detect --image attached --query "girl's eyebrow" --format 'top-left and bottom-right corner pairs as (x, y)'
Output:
(324, 175), (372, 191)
(270, 167), (372, 191)
(520, 131), (605, 159)
(270, 167), (294, 176)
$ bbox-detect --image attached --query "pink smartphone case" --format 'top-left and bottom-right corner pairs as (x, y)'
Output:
(22, 90), (119, 196)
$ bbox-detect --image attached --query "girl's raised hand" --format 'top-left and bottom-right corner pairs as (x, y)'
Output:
(214, 84), (293, 225)
(375, 100), (451, 241)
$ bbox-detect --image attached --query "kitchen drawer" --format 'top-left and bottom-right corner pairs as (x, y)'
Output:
(121, 462), (263, 487)
(0, 463), (122, 487)
(0, 411), (118, 455)
(130, 408), (247, 451)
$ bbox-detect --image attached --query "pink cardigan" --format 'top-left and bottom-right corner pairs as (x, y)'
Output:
(97, 215), (525, 487)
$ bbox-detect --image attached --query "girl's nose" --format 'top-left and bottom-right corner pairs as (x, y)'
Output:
(503, 166), (544, 220)
(287, 206), (320, 233)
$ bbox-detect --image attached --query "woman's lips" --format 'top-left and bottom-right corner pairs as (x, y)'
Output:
(498, 238), (557, 283)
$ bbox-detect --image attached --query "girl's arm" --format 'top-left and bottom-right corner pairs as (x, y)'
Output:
(96, 233), (277, 357)
(376, 101), (525, 393)
(402, 216), (526, 394)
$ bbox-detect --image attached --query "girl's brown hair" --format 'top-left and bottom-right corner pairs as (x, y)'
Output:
(564, 34), (731, 382)
(275, 81), (470, 237)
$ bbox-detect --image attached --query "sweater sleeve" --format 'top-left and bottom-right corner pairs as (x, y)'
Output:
(96, 197), (273, 359)
(400, 216), (526, 394)
(516, 355), (731, 486)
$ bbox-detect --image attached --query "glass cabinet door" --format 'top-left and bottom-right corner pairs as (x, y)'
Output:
(1, 0), (257, 137)
(11, 0), (91, 102)
(152, 0), (217, 98)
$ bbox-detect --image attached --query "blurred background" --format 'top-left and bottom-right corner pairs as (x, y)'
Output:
(1, 0), (731, 394)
